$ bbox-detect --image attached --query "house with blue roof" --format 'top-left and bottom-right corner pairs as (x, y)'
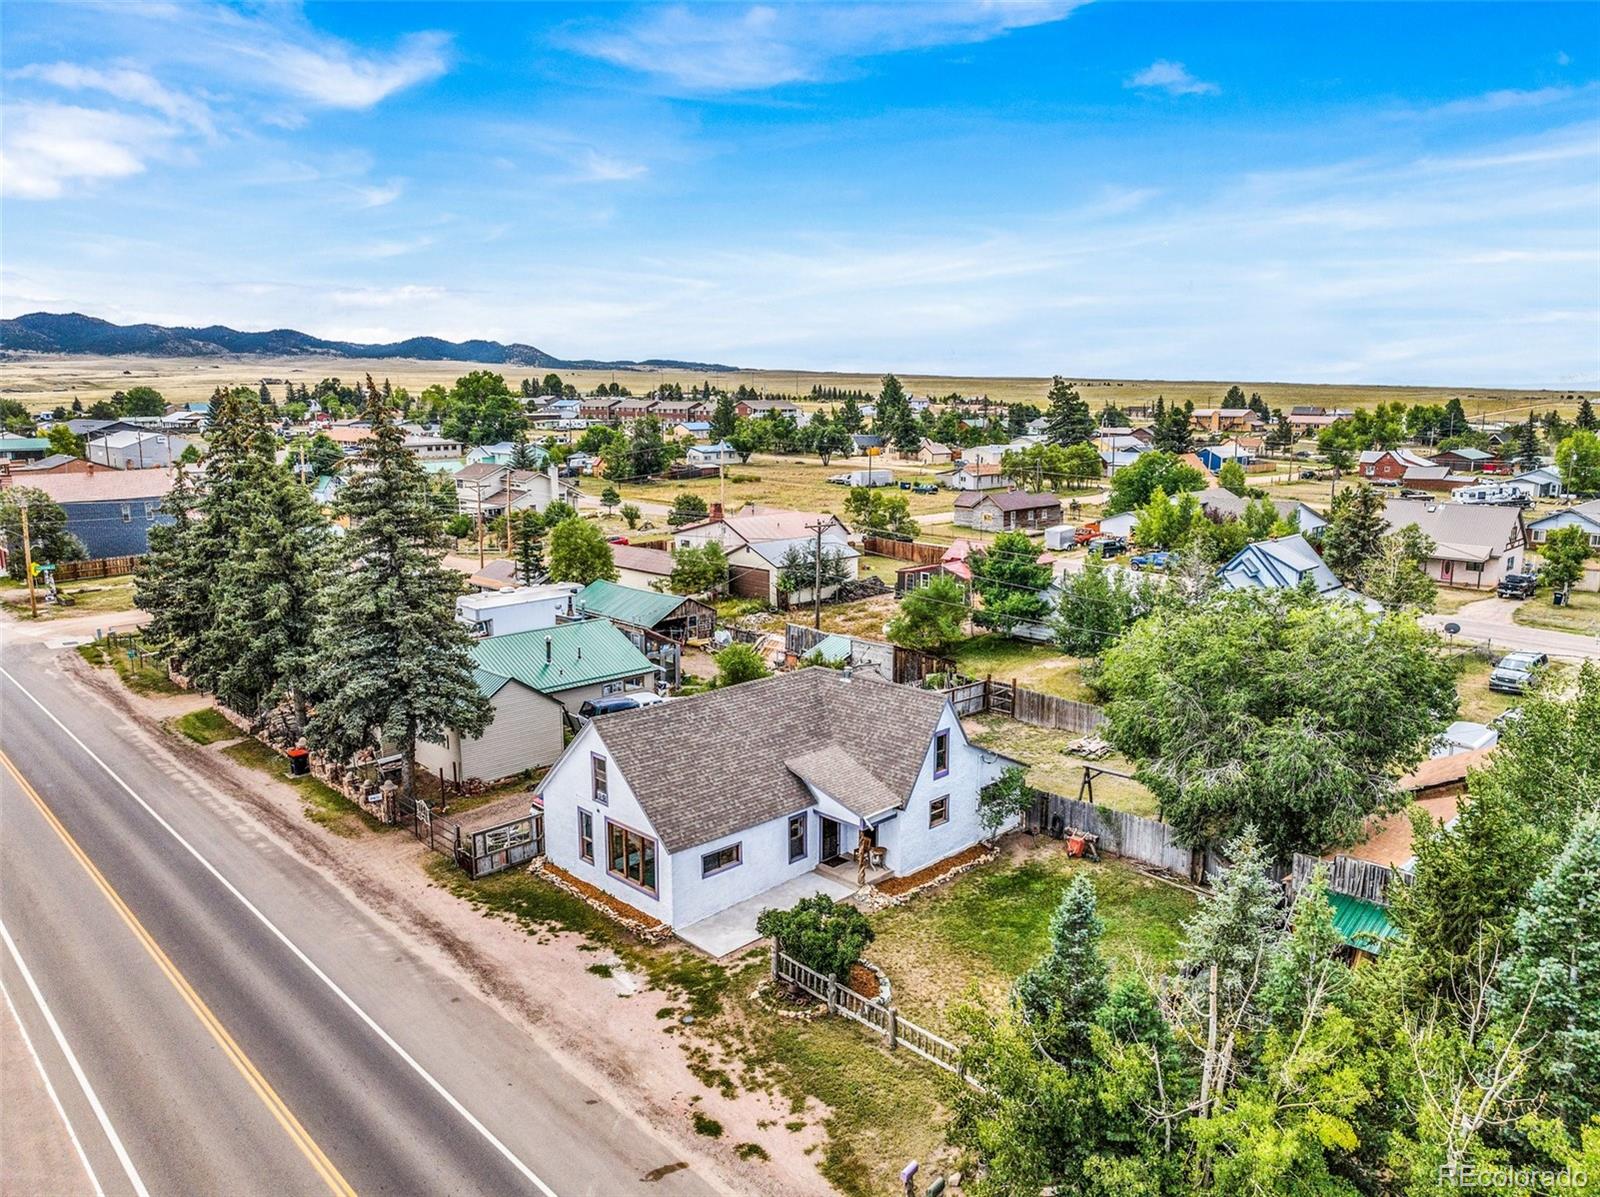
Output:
(414, 619), (655, 785)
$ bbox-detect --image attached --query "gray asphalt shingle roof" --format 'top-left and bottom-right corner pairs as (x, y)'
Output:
(587, 668), (947, 852)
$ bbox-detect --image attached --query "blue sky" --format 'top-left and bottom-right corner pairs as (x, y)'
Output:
(3, 1), (1597, 385)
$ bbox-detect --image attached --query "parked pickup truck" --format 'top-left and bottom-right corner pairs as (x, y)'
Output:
(1496, 573), (1538, 600)
(1072, 521), (1102, 546)
(1488, 651), (1549, 694)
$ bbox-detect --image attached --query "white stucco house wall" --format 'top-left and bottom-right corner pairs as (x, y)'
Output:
(537, 668), (1021, 935)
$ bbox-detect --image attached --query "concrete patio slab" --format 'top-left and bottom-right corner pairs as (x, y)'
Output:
(675, 872), (858, 958)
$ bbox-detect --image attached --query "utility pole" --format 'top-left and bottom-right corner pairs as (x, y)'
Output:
(806, 519), (827, 630)
(475, 485), (485, 569)
(19, 500), (38, 619)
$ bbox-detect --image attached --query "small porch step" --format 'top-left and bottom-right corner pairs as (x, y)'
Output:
(816, 860), (893, 889)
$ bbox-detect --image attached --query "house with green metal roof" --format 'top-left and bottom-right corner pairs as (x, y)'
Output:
(573, 579), (716, 643)
(0, 436), (51, 462)
(415, 621), (655, 786)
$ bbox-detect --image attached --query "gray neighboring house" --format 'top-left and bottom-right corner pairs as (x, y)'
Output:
(1193, 486), (1327, 536)
(86, 430), (192, 469)
(1506, 467), (1564, 500)
(2, 466), (178, 558)
(953, 489), (1062, 532)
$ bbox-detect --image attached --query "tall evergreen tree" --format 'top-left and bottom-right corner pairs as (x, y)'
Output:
(1043, 376), (1095, 447)
(305, 380), (491, 801)
(134, 468), (203, 649)
(838, 394), (864, 434)
(711, 390), (738, 439)
(1321, 484), (1388, 585)
(1514, 416), (1542, 470)
(209, 462), (332, 730)
(1013, 875), (1109, 1063)
(509, 430), (538, 471)
(514, 511), (545, 586)
(1494, 811), (1600, 1131)
(1577, 396), (1597, 432)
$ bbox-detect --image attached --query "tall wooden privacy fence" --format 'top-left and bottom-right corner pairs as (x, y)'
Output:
(938, 677), (1106, 734)
(860, 535), (947, 566)
(1030, 788), (1196, 877)
(772, 951), (975, 1086)
(56, 555), (143, 581)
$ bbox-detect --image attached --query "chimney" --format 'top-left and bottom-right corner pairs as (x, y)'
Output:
(545, 635), (553, 664)
(709, 501), (724, 522)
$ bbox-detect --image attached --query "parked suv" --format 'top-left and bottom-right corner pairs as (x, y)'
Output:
(578, 692), (668, 718)
(1488, 651), (1549, 694)
(1496, 573), (1538, 600)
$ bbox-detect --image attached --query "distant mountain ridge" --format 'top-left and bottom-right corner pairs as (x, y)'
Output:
(0, 312), (739, 372)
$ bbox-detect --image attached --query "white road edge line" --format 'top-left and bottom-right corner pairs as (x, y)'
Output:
(0, 973), (108, 1197)
(0, 917), (142, 1197)
(1, 666), (560, 1197)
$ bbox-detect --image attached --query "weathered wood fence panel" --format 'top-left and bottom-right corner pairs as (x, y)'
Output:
(1031, 789), (1194, 877)
(55, 555), (143, 581)
(783, 624), (950, 684)
(1010, 687), (1106, 733)
(1292, 851), (1396, 905)
(861, 535), (947, 566)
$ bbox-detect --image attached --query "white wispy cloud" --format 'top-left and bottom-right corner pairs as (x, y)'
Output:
(10, 62), (214, 133)
(0, 101), (176, 199)
(351, 179), (406, 208)
(561, 1), (1084, 92)
(1125, 60), (1219, 97)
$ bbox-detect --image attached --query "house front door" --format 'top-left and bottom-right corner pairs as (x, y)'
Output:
(1441, 560), (1454, 583)
(820, 816), (841, 864)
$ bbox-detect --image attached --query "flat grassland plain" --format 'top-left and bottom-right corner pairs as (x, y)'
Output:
(1, 354), (1587, 421)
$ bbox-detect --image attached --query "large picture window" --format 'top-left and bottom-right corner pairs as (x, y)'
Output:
(787, 814), (807, 863)
(701, 843), (741, 878)
(591, 754), (608, 805)
(933, 729), (950, 778)
(607, 820), (658, 896)
(578, 809), (594, 863)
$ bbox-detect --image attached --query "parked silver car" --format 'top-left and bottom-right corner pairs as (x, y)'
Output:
(1488, 651), (1549, 694)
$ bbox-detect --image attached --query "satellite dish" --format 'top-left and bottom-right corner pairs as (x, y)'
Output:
(1444, 622), (1461, 635)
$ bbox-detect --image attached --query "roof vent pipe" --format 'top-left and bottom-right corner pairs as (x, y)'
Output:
(842, 664), (852, 682)
(545, 635), (553, 664)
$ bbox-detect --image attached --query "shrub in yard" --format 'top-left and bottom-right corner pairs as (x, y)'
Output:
(1013, 874), (1108, 1063)
(756, 894), (875, 982)
(714, 642), (770, 686)
(978, 765), (1034, 841)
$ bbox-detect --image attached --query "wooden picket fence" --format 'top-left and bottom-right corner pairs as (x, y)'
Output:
(772, 951), (974, 1085)
(861, 534), (947, 566)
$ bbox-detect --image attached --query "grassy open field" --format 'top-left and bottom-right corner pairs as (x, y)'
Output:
(1512, 589), (1600, 635)
(3, 353), (1586, 421)
(609, 457), (954, 520)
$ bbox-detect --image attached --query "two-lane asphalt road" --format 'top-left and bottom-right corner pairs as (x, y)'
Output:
(0, 637), (719, 1197)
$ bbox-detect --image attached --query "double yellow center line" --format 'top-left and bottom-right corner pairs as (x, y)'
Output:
(0, 748), (356, 1197)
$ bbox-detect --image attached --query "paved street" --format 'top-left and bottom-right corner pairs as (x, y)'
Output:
(1422, 595), (1600, 662)
(0, 636), (720, 1197)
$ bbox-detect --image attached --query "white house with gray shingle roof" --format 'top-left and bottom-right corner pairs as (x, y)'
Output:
(537, 668), (1021, 938)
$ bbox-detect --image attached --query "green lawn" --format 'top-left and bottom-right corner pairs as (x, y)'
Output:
(950, 635), (1096, 701)
(1512, 589), (1600, 635)
(865, 844), (1195, 1031)
(221, 738), (389, 837)
(1453, 655), (1524, 724)
(3, 574), (140, 621)
(173, 707), (239, 745)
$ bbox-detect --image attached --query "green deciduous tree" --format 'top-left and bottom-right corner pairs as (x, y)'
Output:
(1555, 429), (1600, 495)
(886, 573), (968, 654)
(843, 486), (916, 537)
(1216, 459), (1247, 496)
(1132, 486), (1201, 551)
(305, 382), (490, 802)
(668, 542), (729, 597)
(1363, 524), (1438, 612)
(442, 371), (523, 445)
(1538, 524), (1592, 596)
(714, 641), (770, 687)
(1052, 553), (1147, 654)
(1097, 589), (1457, 861)
(45, 424), (85, 459)
(968, 530), (1054, 632)
(0, 487), (86, 579)
(667, 492), (709, 527)
(620, 503), (641, 530)
(121, 386), (166, 417)
(1106, 450), (1206, 515)
(546, 516), (618, 584)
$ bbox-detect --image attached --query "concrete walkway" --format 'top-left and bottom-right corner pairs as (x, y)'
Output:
(676, 872), (857, 958)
